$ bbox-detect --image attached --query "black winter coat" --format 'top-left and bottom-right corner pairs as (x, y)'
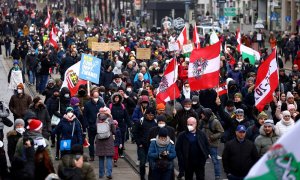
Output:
(175, 130), (210, 169)
(222, 138), (259, 177)
(83, 99), (105, 131)
(175, 109), (199, 133)
(46, 95), (61, 118)
(133, 117), (157, 148)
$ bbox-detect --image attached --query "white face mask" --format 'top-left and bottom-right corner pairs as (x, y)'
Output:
(236, 118), (243, 122)
(185, 88), (190, 91)
(17, 89), (23, 94)
(192, 102), (197, 105)
(16, 127), (25, 134)
(93, 98), (99, 102)
(64, 94), (70, 98)
(158, 123), (166, 128)
(67, 112), (73, 118)
(126, 88), (132, 92)
(184, 107), (191, 111)
(187, 125), (194, 132)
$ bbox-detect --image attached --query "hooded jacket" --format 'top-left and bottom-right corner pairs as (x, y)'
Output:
(254, 126), (279, 157)
(60, 87), (71, 114)
(9, 92), (32, 119)
(109, 93), (130, 130)
(175, 108), (199, 133)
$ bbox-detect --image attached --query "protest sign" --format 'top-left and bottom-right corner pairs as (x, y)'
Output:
(136, 48), (151, 60)
(79, 54), (101, 84)
(91, 42), (120, 51)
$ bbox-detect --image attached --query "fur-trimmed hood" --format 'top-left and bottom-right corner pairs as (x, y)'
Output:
(111, 92), (124, 104)
(259, 125), (280, 137)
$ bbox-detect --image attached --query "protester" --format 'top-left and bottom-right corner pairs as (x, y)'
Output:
(148, 127), (176, 180)
(222, 125), (259, 180)
(9, 83), (32, 120)
(176, 117), (210, 180)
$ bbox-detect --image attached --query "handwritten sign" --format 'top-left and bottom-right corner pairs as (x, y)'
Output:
(91, 42), (120, 51)
(79, 54), (101, 84)
(168, 42), (179, 51)
(183, 43), (194, 53)
(136, 48), (151, 60)
(87, 37), (98, 48)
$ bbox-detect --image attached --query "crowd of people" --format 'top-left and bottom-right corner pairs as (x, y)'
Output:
(0, 1), (300, 180)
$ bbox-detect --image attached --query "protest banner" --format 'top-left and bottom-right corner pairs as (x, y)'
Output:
(87, 37), (98, 48)
(136, 48), (151, 60)
(79, 53), (101, 84)
(91, 42), (120, 51)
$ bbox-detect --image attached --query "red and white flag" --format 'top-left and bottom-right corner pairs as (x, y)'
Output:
(176, 26), (188, 48)
(193, 25), (200, 48)
(156, 58), (180, 104)
(44, 9), (51, 28)
(188, 41), (221, 91)
(236, 29), (241, 44)
(216, 82), (227, 96)
(49, 25), (58, 49)
(61, 61), (87, 97)
(254, 49), (279, 112)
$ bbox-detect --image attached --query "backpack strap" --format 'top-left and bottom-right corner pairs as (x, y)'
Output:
(109, 103), (112, 110)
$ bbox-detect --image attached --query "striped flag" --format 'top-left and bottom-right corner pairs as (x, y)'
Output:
(156, 58), (180, 104)
(49, 24), (58, 49)
(193, 24), (200, 48)
(176, 26), (188, 48)
(44, 8), (51, 28)
(188, 41), (221, 91)
(216, 82), (227, 96)
(254, 49), (278, 112)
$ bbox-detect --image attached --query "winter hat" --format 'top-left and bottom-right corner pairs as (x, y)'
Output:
(145, 107), (156, 115)
(287, 104), (296, 111)
(13, 60), (19, 65)
(99, 107), (111, 115)
(226, 100), (235, 107)
(113, 74), (121, 79)
(70, 97), (80, 106)
(27, 119), (43, 131)
(53, 88), (60, 93)
(156, 103), (166, 110)
(141, 90), (149, 96)
(15, 118), (25, 127)
(17, 83), (24, 89)
(282, 110), (291, 117)
(158, 127), (168, 137)
(140, 95), (149, 103)
(98, 113), (108, 120)
(264, 119), (275, 129)
(156, 115), (166, 122)
(247, 77), (255, 83)
(235, 108), (244, 115)
(257, 111), (268, 119)
(286, 91), (294, 99)
(182, 98), (192, 105)
(192, 96), (199, 104)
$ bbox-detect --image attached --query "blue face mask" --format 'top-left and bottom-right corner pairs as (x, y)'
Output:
(14, 65), (19, 71)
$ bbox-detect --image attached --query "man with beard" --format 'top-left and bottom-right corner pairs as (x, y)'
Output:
(76, 84), (90, 111)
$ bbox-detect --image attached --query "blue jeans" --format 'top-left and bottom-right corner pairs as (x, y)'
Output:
(39, 75), (48, 93)
(29, 70), (36, 84)
(210, 147), (221, 177)
(99, 156), (113, 177)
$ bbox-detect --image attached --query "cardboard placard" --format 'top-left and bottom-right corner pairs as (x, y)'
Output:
(87, 37), (98, 48)
(136, 48), (151, 60)
(91, 42), (120, 51)
(183, 43), (194, 53)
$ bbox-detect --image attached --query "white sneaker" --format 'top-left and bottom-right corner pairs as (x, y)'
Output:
(145, 162), (149, 167)
(217, 155), (222, 160)
(135, 160), (140, 167)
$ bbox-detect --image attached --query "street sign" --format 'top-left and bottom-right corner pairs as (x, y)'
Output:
(224, 8), (236, 17)
(285, 16), (291, 22)
(270, 12), (278, 21)
(217, 0), (226, 3)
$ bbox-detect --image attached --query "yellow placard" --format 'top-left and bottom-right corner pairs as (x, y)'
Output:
(136, 48), (151, 60)
(87, 37), (98, 48)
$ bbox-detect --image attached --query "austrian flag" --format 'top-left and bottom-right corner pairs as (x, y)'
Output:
(217, 82), (227, 96)
(188, 41), (221, 91)
(156, 58), (180, 104)
(254, 50), (279, 112)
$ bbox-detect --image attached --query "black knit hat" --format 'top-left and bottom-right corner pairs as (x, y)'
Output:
(158, 128), (168, 137)
(145, 107), (156, 115)
(156, 115), (166, 122)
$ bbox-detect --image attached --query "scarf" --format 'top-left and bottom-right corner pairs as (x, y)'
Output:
(281, 119), (294, 126)
(156, 135), (170, 147)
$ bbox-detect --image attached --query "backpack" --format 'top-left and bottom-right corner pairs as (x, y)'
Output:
(109, 103), (125, 110)
(199, 119), (218, 133)
(96, 119), (111, 139)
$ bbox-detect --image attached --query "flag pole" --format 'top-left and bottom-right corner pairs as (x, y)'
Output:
(87, 81), (90, 97)
(275, 46), (281, 93)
